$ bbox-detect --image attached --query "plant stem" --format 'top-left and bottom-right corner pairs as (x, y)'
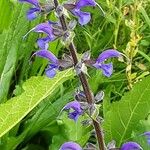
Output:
(53, 0), (105, 149)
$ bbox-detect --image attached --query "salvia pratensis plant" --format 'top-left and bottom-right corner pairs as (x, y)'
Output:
(19, 0), (150, 149)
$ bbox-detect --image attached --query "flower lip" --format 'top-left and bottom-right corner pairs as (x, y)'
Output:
(72, 10), (91, 25)
(64, 100), (83, 121)
(64, 100), (82, 113)
(27, 7), (40, 20)
(121, 142), (143, 150)
(37, 37), (50, 50)
(34, 50), (59, 78)
(45, 64), (59, 78)
(60, 141), (82, 150)
(92, 49), (121, 77)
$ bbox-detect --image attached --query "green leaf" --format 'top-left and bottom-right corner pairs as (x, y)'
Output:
(0, 3), (40, 102)
(131, 116), (150, 150)
(0, 0), (12, 32)
(50, 114), (91, 150)
(0, 92), (73, 150)
(0, 69), (74, 138)
(23, 91), (73, 139)
(103, 75), (150, 146)
(0, 43), (17, 102)
(138, 50), (150, 64)
(139, 6), (150, 28)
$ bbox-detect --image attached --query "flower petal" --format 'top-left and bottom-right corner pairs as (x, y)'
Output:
(37, 37), (51, 49)
(60, 141), (82, 150)
(34, 22), (55, 39)
(76, 0), (96, 8)
(64, 101), (83, 121)
(97, 49), (121, 63)
(121, 142), (143, 150)
(68, 111), (80, 121)
(45, 67), (57, 78)
(19, 0), (39, 6)
(64, 101), (82, 113)
(101, 63), (113, 77)
(72, 9), (91, 25)
(45, 64), (59, 78)
(27, 8), (40, 20)
(93, 62), (113, 77)
(35, 50), (58, 64)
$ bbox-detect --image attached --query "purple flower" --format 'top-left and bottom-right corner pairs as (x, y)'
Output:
(24, 21), (57, 49)
(34, 50), (59, 78)
(121, 142), (143, 150)
(60, 141), (82, 150)
(142, 131), (150, 145)
(70, 0), (96, 25)
(37, 37), (51, 50)
(93, 49), (121, 77)
(64, 101), (83, 121)
(19, 0), (41, 20)
(35, 22), (57, 49)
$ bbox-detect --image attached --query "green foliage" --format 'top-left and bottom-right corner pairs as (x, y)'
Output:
(0, 69), (73, 138)
(131, 116), (150, 150)
(0, 0), (150, 149)
(103, 75), (150, 146)
(0, 91), (73, 150)
(0, 3), (40, 102)
(49, 114), (91, 150)
(0, 0), (12, 32)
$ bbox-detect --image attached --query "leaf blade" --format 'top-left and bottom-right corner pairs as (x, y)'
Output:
(103, 76), (150, 146)
(0, 69), (74, 138)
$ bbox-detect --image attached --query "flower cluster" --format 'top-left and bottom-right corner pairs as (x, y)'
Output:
(20, 0), (121, 79)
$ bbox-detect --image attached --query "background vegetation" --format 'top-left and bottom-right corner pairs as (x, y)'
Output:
(0, 0), (150, 149)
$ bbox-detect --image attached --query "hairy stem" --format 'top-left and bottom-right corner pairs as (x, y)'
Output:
(53, 0), (105, 149)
